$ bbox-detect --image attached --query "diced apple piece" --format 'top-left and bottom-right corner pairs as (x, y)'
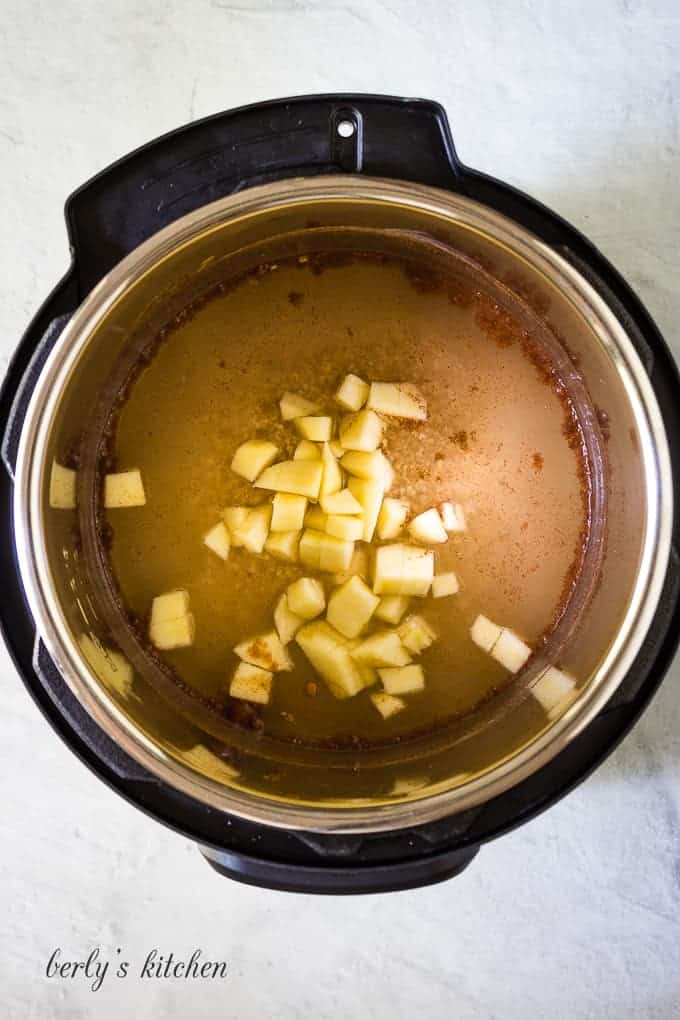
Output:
(203, 521), (230, 560)
(273, 593), (304, 645)
(79, 634), (134, 697)
(379, 663), (425, 695)
(470, 614), (503, 653)
(335, 373), (369, 411)
(294, 440), (321, 461)
(230, 662), (273, 704)
(332, 544), (370, 585)
(287, 577), (326, 620)
(532, 666), (577, 714)
(280, 391), (320, 420)
(329, 440), (344, 458)
(367, 381), (427, 420)
(374, 595), (410, 625)
(382, 455), (395, 492)
(271, 493), (307, 532)
(440, 501), (467, 533)
(345, 645), (379, 689)
(372, 544), (434, 597)
(431, 572), (460, 598)
(491, 628), (532, 673)
(104, 469), (146, 508)
(49, 461), (76, 509)
(339, 409), (383, 452)
(296, 620), (366, 699)
(253, 460), (322, 499)
(398, 615), (437, 655)
(320, 488), (363, 515)
(295, 416), (333, 442)
(350, 630), (411, 668)
(319, 442), (343, 498)
(230, 439), (279, 482)
(377, 497), (409, 540)
(264, 530), (300, 562)
(326, 515), (364, 541)
(340, 449), (389, 482)
(319, 533), (354, 573)
(299, 529), (324, 569)
(304, 507), (328, 531)
(150, 615), (195, 650)
(223, 506), (248, 546)
(150, 588), (191, 625)
(347, 477), (384, 542)
(232, 504), (271, 554)
(326, 575), (379, 639)
(371, 692), (406, 719)
(408, 507), (448, 544)
(234, 630), (293, 672)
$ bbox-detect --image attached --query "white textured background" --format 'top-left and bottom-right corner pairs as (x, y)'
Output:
(1, 2), (679, 1017)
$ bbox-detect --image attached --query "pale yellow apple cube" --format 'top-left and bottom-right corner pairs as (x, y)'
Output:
(377, 497), (409, 540)
(295, 416), (334, 442)
(287, 577), (326, 620)
(279, 391), (320, 420)
(203, 521), (230, 560)
(371, 692), (406, 719)
(253, 460), (322, 500)
(319, 442), (343, 498)
(234, 630), (293, 672)
(339, 409), (383, 452)
(440, 501), (467, 533)
(320, 488), (363, 515)
(295, 620), (366, 699)
(408, 507), (448, 544)
(232, 504), (272, 554)
(223, 506), (249, 546)
(150, 613), (195, 650)
(304, 507), (328, 531)
(367, 381), (427, 420)
(431, 572), (460, 598)
(470, 614), (503, 653)
(532, 666), (577, 715)
(347, 476), (384, 542)
(372, 543), (434, 597)
(264, 530), (300, 562)
(350, 630), (411, 668)
(398, 614), (437, 655)
(326, 575), (380, 639)
(335, 373), (369, 411)
(374, 595), (410, 625)
(319, 533), (354, 573)
(298, 529), (325, 570)
(150, 588), (191, 625)
(273, 593), (304, 645)
(492, 628), (532, 673)
(329, 440), (345, 458)
(230, 439), (279, 482)
(379, 663), (425, 695)
(104, 469), (146, 508)
(230, 661), (273, 704)
(325, 515), (364, 541)
(49, 461), (76, 509)
(294, 440), (321, 461)
(271, 493), (307, 532)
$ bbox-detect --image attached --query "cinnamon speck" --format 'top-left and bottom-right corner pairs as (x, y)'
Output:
(288, 290), (304, 306)
(305, 682), (318, 697)
(532, 452), (544, 471)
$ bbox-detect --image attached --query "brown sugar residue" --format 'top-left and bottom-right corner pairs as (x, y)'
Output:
(596, 406), (611, 442)
(532, 451), (544, 471)
(475, 294), (529, 348)
(288, 290), (304, 306)
(450, 430), (470, 451)
(247, 638), (275, 670)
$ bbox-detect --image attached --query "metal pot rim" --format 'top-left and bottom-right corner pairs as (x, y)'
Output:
(13, 175), (673, 834)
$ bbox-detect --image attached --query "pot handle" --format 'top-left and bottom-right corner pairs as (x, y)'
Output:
(199, 841), (479, 895)
(64, 94), (464, 295)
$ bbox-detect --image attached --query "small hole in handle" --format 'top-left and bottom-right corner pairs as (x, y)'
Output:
(337, 119), (356, 139)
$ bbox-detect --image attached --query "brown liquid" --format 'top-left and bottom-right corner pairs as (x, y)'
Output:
(105, 251), (590, 746)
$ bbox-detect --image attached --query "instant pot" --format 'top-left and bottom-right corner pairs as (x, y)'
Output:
(2, 95), (679, 893)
